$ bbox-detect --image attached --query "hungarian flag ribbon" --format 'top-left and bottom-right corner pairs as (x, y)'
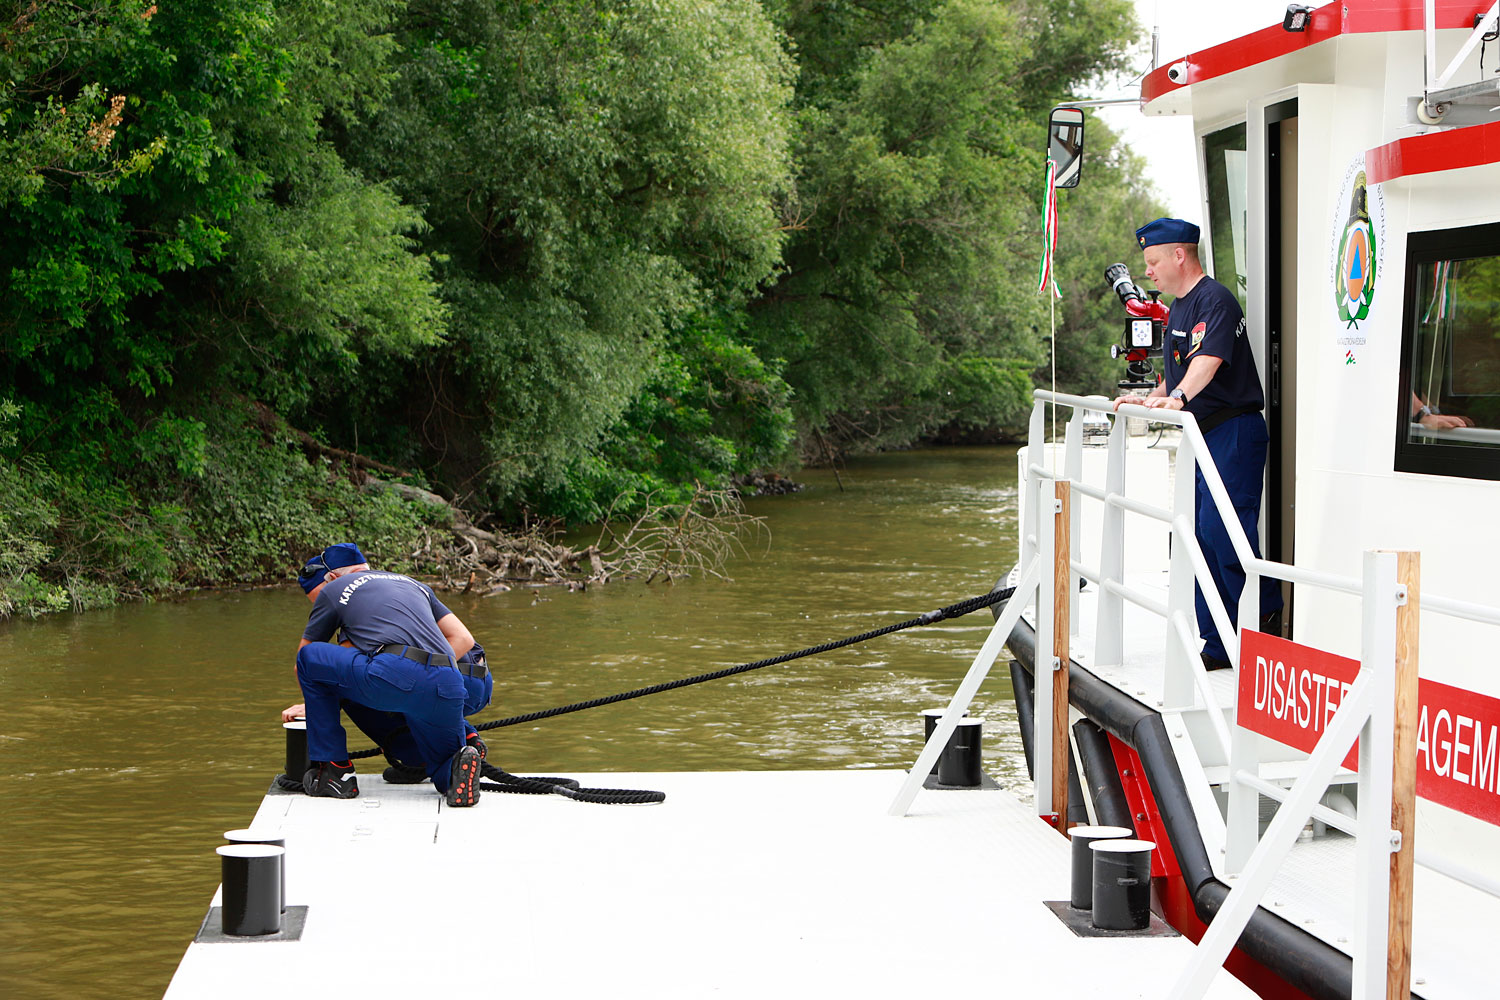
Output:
(1037, 159), (1062, 299)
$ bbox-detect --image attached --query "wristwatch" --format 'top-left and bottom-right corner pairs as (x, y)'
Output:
(1413, 404), (1432, 421)
(1169, 388), (1186, 403)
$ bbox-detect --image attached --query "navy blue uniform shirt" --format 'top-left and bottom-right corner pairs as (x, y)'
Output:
(303, 571), (454, 656)
(1162, 276), (1264, 422)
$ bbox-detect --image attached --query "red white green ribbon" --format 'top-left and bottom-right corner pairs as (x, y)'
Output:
(1037, 160), (1062, 299)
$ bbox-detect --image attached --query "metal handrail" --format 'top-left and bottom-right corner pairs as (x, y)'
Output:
(1237, 769), (1500, 902)
(1101, 578), (1169, 618)
(1107, 492), (1173, 523)
(1424, 592), (1500, 627)
(1024, 389), (1500, 997)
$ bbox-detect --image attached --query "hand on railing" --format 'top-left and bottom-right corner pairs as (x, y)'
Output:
(1112, 392), (1180, 411)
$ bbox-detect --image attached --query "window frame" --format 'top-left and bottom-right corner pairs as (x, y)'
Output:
(1393, 221), (1500, 482)
(1202, 123), (1249, 314)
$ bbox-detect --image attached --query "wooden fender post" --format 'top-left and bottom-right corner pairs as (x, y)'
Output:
(1387, 551), (1418, 1000)
(1053, 480), (1071, 832)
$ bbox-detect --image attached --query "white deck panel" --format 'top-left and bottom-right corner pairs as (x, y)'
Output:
(1247, 833), (1500, 1000)
(166, 770), (1255, 999)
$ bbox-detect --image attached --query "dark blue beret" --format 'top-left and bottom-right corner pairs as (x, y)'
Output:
(1136, 218), (1200, 249)
(298, 542), (367, 593)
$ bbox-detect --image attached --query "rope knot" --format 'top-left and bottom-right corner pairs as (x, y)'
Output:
(918, 609), (946, 625)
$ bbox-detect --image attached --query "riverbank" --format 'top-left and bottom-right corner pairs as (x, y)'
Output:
(0, 405), (793, 621)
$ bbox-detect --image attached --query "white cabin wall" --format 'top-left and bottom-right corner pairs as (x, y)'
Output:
(1288, 35), (1500, 867)
(1288, 37), (1395, 664)
(1292, 32), (1500, 696)
(1377, 165), (1500, 703)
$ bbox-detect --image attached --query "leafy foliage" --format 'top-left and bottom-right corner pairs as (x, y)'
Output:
(326, 0), (795, 500)
(535, 311), (796, 522)
(0, 400), (444, 617)
(0, 0), (1157, 617)
(749, 0), (1149, 453)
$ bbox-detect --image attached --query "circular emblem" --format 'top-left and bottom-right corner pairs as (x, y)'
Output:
(1330, 159), (1384, 338)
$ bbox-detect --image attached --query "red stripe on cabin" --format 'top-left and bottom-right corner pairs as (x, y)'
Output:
(1367, 120), (1500, 183)
(1142, 1), (1492, 104)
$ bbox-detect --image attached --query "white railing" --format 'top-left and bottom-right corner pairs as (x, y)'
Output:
(890, 388), (1500, 1000)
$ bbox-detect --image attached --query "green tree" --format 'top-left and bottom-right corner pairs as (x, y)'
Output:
(0, 0), (443, 475)
(750, 0), (1143, 453)
(328, 0), (796, 505)
(536, 310), (796, 522)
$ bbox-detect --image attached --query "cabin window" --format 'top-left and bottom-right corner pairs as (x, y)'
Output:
(1395, 223), (1500, 481)
(1203, 124), (1249, 312)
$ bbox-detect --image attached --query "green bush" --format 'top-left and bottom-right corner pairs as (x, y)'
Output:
(534, 312), (796, 523)
(0, 401), (452, 620)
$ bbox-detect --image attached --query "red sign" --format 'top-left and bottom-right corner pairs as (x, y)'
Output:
(1237, 630), (1360, 770)
(1236, 630), (1500, 826)
(1413, 679), (1500, 826)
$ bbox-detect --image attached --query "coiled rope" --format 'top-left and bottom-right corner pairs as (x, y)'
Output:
(478, 762), (665, 805)
(340, 584), (1016, 803)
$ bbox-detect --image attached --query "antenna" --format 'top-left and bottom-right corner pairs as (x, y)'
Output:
(1151, 2), (1160, 71)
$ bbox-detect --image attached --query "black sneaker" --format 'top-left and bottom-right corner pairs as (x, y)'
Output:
(466, 732), (487, 760)
(382, 762), (428, 784)
(1201, 652), (1233, 671)
(303, 760), (359, 798)
(1259, 609), (1283, 636)
(445, 745), (481, 807)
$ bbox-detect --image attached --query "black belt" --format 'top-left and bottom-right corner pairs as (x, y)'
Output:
(373, 643), (488, 679)
(1197, 404), (1261, 435)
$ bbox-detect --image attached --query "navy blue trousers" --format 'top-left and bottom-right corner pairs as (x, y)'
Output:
(340, 703), (479, 768)
(1194, 412), (1284, 663)
(296, 643), (467, 792)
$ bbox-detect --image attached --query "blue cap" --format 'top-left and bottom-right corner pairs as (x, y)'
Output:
(1136, 218), (1200, 249)
(298, 542), (367, 593)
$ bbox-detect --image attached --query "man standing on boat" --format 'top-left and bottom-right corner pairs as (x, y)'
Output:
(1112, 219), (1283, 670)
(280, 543), (484, 805)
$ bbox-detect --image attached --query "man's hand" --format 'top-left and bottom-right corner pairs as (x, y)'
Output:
(281, 703), (305, 723)
(1139, 395), (1185, 411)
(1420, 412), (1472, 430)
(1113, 393), (1159, 410)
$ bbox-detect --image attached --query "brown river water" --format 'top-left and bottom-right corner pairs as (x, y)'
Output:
(0, 446), (1023, 998)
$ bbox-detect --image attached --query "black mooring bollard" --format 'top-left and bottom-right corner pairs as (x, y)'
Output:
(1067, 825), (1133, 909)
(225, 829), (286, 913)
(283, 720), (309, 781)
(217, 844), (284, 936)
(936, 717), (985, 787)
(921, 708), (969, 774)
(1089, 839), (1156, 930)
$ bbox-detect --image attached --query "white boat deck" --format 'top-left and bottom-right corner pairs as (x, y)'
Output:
(166, 770), (1255, 999)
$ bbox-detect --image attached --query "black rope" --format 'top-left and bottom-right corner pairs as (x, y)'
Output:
(472, 585), (1016, 733)
(340, 585), (1015, 767)
(478, 761), (666, 805)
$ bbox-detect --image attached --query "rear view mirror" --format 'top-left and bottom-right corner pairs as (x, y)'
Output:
(1048, 107), (1086, 188)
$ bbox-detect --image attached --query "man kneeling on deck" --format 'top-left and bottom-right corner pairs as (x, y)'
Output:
(281, 543), (483, 807)
(332, 642), (492, 786)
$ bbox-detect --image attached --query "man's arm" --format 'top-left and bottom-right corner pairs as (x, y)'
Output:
(437, 613), (475, 660)
(1137, 355), (1223, 410)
